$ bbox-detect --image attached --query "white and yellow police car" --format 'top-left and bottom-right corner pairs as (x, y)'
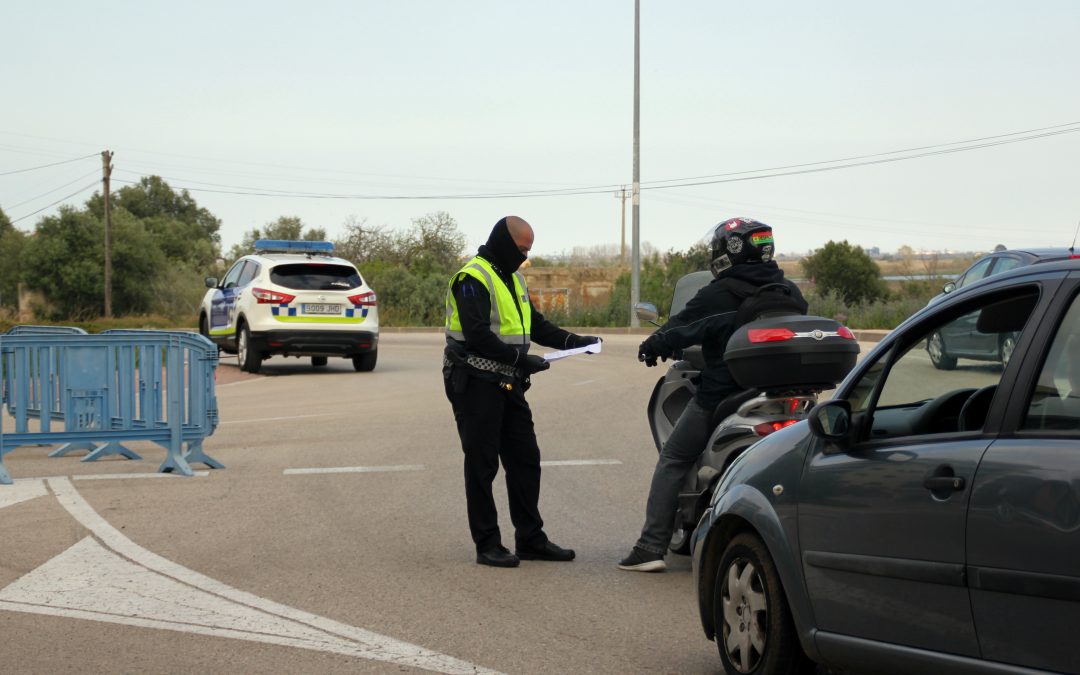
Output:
(198, 240), (378, 373)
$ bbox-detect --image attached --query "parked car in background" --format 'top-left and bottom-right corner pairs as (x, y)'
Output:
(928, 247), (1075, 306)
(198, 240), (378, 373)
(692, 256), (1080, 675)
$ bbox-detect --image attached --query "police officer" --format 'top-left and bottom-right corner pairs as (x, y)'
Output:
(619, 218), (806, 572)
(444, 215), (600, 567)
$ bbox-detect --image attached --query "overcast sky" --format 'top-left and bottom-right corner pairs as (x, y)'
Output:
(2, 1), (1078, 258)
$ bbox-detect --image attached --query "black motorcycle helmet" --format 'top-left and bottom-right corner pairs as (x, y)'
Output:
(709, 217), (775, 277)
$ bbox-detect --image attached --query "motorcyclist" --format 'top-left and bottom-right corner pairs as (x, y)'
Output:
(619, 217), (807, 572)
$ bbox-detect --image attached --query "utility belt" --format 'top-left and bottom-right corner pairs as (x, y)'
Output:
(443, 346), (527, 393)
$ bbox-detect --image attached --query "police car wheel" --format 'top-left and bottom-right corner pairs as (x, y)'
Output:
(312, 357), (328, 367)
(238, 324), (262, 374)
(352, 350), (377, 372)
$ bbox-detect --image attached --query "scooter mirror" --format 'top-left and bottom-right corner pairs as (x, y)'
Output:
(634, 302), (659, 325)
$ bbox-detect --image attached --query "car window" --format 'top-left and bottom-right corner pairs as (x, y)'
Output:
(222, 261), (246, 289)
(847, 287), (1039, 437)
(270, 263), (363, 291)
(1022, 292), (1080, 433)
(958, 257), (995, 288)
(237, 261), (259, 287)
(991, 256), (1023, 276)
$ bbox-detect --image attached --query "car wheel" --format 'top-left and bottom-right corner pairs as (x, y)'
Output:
(311, 356), (328, 367)
(715, 533), (808, 675)
(999, 334), (1017, 369)
(237, 324), (262, 374)
(927, 331), (957, 370)
(353, 349), (377, 372)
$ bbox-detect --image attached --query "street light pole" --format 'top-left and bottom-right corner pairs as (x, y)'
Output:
(630, 0), (641, 328)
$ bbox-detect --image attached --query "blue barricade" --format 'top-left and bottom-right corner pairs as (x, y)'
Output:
(0, 330), (222, 484)
(1, 325), (86, 411)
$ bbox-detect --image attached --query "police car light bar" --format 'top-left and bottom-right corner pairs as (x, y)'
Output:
(254, 239), (335, 254)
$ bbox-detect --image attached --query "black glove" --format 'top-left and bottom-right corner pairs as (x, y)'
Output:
(568, 334), (602, 349)
(520, 354), (550, 375)
(638, 338), (667, 367)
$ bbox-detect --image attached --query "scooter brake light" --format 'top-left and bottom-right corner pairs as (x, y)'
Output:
(837, 326), (856, 340)
(748, 328), (795, 343)
(753, 419), (798, 436)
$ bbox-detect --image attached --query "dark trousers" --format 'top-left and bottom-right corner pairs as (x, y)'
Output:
(444, 374), (546, 553)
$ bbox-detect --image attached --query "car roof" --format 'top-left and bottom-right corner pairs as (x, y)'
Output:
(991, 247), (1075, 259)
(244, 252), (357, 267)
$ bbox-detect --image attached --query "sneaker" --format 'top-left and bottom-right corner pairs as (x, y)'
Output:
(618, 547), (666, 572)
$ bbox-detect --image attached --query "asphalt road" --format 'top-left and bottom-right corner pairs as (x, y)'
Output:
(0, 332), (884, 674)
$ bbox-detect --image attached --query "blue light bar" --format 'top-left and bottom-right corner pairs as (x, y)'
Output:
(254, 239), (335, 254)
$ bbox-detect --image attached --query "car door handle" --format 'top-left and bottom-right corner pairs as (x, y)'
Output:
(924, 476), (966, 492)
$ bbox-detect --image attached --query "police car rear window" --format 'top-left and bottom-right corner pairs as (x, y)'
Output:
(270, 264), (363, 291)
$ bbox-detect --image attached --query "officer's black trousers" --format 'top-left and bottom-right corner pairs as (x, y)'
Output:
(444, 374), (546, 553)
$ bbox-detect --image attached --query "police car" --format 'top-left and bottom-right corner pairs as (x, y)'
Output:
(198, 240), (378, 373)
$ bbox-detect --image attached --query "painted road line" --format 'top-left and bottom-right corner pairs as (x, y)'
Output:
(73, 472), (210, 481)
(284, 464), (425, 476)
(221, 413), (341, 425)
(0, 480), (47, 510)
(539, 459), (622, 467)
(38, 477), (500, 675)
(572, 379), (597, 386)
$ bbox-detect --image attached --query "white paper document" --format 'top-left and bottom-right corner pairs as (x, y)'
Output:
(542, 341), (603, 362)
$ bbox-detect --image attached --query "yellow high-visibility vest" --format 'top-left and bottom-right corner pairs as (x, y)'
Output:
(445, 256), (531, 346)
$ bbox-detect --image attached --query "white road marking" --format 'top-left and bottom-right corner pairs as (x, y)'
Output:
(572, 379), (597, 386)
(73, 472), (210, 481)
(284, 464), (425, 475)
(540, 459), (622, 467)
(31, 477), (500, 675)
(221, 413), (341, 425)
(0, 480), (47, 510)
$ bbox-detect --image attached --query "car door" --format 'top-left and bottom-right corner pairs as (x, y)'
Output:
(967, 277), (1080, 673)
(211, 261), (248, 336)
(798, 284), (1043, 657)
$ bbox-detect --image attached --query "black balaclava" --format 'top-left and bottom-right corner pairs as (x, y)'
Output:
(478, 217), (527, 274)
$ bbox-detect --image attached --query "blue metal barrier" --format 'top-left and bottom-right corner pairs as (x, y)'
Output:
(0, 330), (222, 484)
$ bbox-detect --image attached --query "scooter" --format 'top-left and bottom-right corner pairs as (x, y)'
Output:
(635, 271), (824, 555)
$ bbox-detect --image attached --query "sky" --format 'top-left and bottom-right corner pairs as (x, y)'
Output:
(2, 1), (1078, 259)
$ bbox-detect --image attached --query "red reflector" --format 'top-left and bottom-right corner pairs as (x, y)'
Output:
(748, 328), (795, 343)
(753, 420), (798, 436)
(837, 326), (856, 340)
(357, 342), (371, 348)
(268, 341), (283, 347)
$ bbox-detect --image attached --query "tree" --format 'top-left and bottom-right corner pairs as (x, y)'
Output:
(801, 240), (888, 305)
(0, 206), (26, 309)
(227, 216), (328, 261)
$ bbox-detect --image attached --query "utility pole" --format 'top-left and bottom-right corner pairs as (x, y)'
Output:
(615, 186), (628, 264)
(630, 0), (641, 328)
(102, 150), (113, 318)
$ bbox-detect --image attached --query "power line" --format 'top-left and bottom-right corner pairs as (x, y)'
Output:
(0, 153), (99, 177)
(4, 169), (101, 210)
(9, 181), (99, 224)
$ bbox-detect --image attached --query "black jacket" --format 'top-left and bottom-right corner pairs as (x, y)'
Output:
(645, 262), (806, 408)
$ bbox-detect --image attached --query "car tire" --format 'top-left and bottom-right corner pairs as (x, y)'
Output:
(927, 331), (957, 370)
(311, 356), (328, 367)
(714, 533), (809, 675)
(999, 334), (1017, 369)
(237, 323), (262, 374)
(353, 349), (377, 372)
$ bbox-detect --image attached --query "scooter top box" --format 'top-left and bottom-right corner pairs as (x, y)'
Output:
(725, 315), (860, 392)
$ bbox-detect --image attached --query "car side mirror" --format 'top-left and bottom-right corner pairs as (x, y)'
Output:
(205, 277), (219, 288)
(808, 400), (853, 450)
(942, 281), (956, 294)
(634, 302), (661, 326)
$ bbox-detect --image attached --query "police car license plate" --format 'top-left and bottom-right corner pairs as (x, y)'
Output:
(303, 303), (341, 315)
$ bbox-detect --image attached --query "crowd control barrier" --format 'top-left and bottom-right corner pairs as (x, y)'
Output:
(0, 330), (222, 485)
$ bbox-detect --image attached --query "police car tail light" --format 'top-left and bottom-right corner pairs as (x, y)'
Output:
(748, 328), (795, 342)
(252, 287), (295, 304)
(753, 419), (798, 436)
(348, 292), (377, 307)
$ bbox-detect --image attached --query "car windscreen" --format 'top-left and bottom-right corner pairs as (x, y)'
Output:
(270, 263), (363, 291)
